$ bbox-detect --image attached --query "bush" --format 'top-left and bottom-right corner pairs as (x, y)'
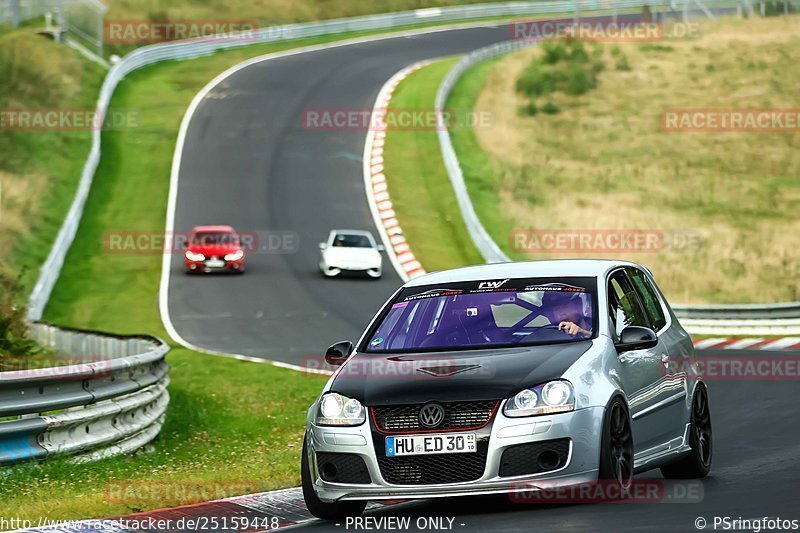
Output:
(516, 39), (604, 115)
(540, 101), (560, 114)
(562, 61), (598, 95)
(0, 271), (41, 362)
(521, 102), (539, 115)
(541, 41), (570, 64)
(515, 63), (554, 98)
(615, 54), (632, 71)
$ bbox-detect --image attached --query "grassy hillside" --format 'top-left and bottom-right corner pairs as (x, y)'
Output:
(457, 15), (800, 304)
(0, 31), (105, 295)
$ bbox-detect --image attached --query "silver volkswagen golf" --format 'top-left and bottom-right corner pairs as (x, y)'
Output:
(302, 260), (712, 519)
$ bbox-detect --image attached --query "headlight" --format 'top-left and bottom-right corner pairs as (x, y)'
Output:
(503, 380), (575, 417)
(185, 250), (205, 261)
(224, 250), (244, 261)
(315, 393), (365, 426)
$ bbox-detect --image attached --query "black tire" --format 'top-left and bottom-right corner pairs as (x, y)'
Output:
(301, 435), (367, 520)
(598, 397), (634, 494)
(661, 384), (712, 479)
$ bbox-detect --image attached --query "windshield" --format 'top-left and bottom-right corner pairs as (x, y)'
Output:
(333, 233), (372, 248)
(364, 277), (596, 353)
(192, 231), (239, 246)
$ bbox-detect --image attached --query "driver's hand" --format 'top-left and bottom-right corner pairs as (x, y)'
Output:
(558, 321), (589, 337)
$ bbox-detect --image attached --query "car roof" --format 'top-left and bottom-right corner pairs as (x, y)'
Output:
(192, 225), (236, 233)
(404, 259), (644, 287)
(330, 229), (374, 237)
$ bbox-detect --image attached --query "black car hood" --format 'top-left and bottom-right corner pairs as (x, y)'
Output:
(331, 341), (593, 406)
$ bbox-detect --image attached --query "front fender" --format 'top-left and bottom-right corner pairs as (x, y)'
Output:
(562, 336), (626, 410)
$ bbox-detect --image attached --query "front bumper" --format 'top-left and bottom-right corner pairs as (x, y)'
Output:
(305, 406), (604, 502)
(320, 260), (381, 278)
(185, 259), (244, 272)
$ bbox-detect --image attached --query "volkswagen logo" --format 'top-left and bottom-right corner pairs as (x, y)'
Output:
(418, 403), (445, 428)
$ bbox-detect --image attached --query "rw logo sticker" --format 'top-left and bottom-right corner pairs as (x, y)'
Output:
(478, 279), (509, 290)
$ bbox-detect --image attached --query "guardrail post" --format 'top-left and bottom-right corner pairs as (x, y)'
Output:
(10, 0), (20, 27)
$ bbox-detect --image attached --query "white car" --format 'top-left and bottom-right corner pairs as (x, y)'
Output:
(319, 230), (384, 278)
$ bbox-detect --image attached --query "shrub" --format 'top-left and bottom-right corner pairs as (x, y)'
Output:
(541, 41), (570, 64)
(562, 61), (598, 95)
(516, 38), (604, 115)
(0, 271), (41, 361)
(521, 102), (539, 115)
(540, 101), (560, 114)
(615, 55), (632, 71)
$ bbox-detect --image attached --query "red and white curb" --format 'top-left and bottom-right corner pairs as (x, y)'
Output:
(363, 60), (438, 283)
(693, 337), (800, 351)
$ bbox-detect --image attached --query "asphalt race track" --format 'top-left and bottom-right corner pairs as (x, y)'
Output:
(166, 23), (514, 364)
(163, 22), (800, 532)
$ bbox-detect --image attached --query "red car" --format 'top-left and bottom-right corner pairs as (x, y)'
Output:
(184, 225), (245, 273)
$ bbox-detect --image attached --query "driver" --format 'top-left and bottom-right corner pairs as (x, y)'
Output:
(543, 292), (592, 339)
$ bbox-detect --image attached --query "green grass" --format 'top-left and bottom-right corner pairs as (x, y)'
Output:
(446, 57), (518, 263)
(0, 31), (105, 296)
(381, 58), (483, 272)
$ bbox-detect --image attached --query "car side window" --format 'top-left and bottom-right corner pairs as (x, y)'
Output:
(607, 271), (650, 337)
(627, 268), (667, 331)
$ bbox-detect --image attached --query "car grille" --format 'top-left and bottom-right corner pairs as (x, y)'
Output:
(377, 441), (489, 485)
(371, 400), (498, 433)
(498, 438), (571, 477)
(316, 452), (371, 484)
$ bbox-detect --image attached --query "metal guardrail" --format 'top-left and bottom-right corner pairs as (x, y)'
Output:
(672, 302), (800, 320)
(0, 324), (169, 464)
(436, 39), (536, 264)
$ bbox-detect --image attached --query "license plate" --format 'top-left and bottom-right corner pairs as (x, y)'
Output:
(385, 433), (476, 457)
(205, 259), (225, 268)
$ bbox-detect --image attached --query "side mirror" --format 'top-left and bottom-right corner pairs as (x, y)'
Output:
(325, 340), (353, 366)
(319, 242), (327, 251)
(376, 244), (385, 252)
(615, 326), (658, 353)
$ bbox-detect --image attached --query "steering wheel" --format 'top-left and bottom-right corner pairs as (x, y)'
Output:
(511, 324), (574, 343)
